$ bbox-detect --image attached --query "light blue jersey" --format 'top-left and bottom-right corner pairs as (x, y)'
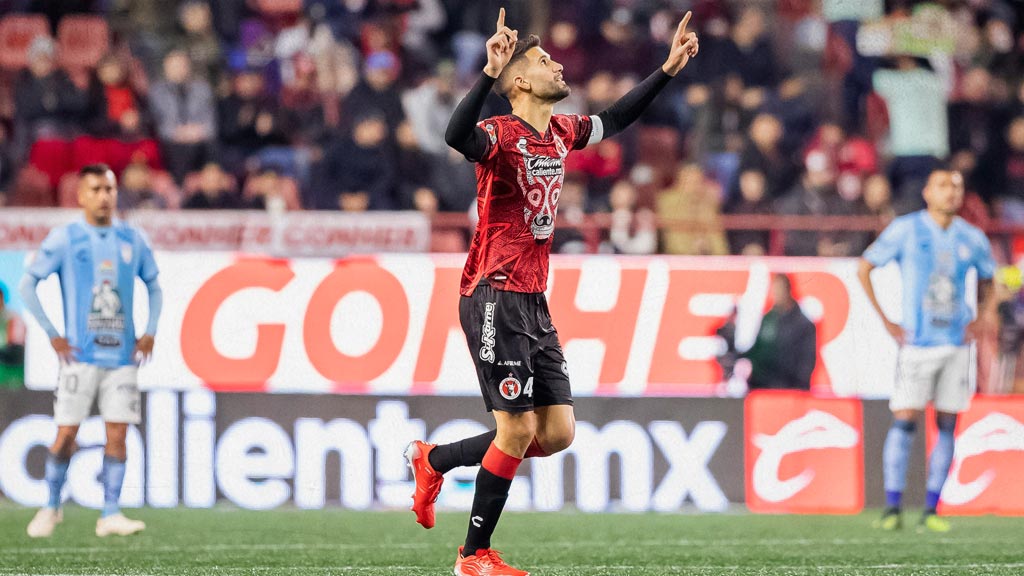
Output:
(864, 211), (995, 347)
(24, 219), (160, 368)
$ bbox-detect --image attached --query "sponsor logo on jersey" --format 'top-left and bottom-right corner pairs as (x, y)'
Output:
(499, 374), (522, 400)
(88, 280), (126, 337)
(479, 302), (496, 363)
(745, 392), (863, 514)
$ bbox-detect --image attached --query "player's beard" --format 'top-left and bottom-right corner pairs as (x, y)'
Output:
(541, 82), (571, 103)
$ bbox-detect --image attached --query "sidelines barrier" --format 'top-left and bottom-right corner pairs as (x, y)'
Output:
(7, 252), (926, 398)
(1, 390), (1021, 515)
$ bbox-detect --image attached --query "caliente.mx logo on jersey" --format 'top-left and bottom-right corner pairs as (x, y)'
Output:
(516, 136), (568, 242)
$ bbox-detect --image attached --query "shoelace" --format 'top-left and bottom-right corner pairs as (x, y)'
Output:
(485, 549), (510, 567)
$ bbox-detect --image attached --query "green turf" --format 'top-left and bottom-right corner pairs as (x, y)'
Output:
(1, 506), (1023, 575)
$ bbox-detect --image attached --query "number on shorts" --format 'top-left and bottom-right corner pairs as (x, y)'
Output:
(524, 377), (534, 398)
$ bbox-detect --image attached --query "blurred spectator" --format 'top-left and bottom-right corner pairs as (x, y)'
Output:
(344, 51), (406, 131)
(0, 284), (25, 388)
(219, 68), (288, 174)
(0, 123), (13, 201)
(738, 113), (799, 199)
(402, 60), (460, 156)
(118, 161), (168, 210)
(609, 179), (657, 255)
(545, 19), (586, 85)
(149, 50), (216, 183)
(949, 68), (1005, 200)
(109, 0), (178, 72)
(322, 114), (396, 211)
(14, 37), (89, 159)
(873, 57), (948, 200)
(803, 121), (879, 202)
(726, 169), (773, 255)
(175, 1), (223, 85)
(591, 8), (654, 77)
(242, 167), (290, 212)
(401, 0), (447, 68)
(86, 55), (149, 139)
(432, 147), (478, 213)
(394, 121), (435, 211)
(718, 7), (778, 88)
(182, 162), (247, 209)
(743, 274), (817, 391)
(777, 151), (857, 257)
(552, 175), (592, 254)
(994, 266), (1024, 394)
(994, 116), (1024, 223)
(656, 164), (728, 256)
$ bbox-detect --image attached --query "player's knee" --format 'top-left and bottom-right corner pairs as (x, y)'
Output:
(544, 429), (574, 454)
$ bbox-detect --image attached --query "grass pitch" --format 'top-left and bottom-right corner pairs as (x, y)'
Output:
(1, 506), (1022, 575)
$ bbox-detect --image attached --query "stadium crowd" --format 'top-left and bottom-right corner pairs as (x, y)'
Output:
(0, 0), (1023, 257)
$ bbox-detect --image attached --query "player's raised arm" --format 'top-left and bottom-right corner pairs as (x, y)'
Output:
(444, 8), (518, 161)
(591, 11), (699, 142)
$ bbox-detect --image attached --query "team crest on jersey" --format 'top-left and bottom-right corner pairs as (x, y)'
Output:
(120, 242), (133, 264)
(88, 279), (126, 340)
(958, 243), (971, 262)
(485, 123), (497, 145)
(498, 374), (522, 400)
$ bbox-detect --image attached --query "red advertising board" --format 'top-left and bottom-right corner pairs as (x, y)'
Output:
(745, 391), (864, 514)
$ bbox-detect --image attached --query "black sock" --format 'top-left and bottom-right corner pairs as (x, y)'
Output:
(428, 430), (497, 474)
(463, 466), (512, 556)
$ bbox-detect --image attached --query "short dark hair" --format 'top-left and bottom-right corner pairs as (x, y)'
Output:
(495, 34), (541, 100)
(79, 163), (113, 178)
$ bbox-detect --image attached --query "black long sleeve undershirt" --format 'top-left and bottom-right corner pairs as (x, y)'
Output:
(444, 68), (675, 162)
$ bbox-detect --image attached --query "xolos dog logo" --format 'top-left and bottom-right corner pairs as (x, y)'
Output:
(498, 374), (522, 400)
(745, 392), (863, 514)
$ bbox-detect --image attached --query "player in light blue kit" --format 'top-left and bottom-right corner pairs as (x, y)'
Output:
(20, 164), (162, 538)
(858, 169), (995, 533)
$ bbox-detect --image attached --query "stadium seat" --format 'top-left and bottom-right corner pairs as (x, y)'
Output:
(27, 138), (73, 188)
(57, 172), (80, 208)
(57, 15), (109, 71)
(254, 0), (303, 16)
(0, 15), (50, 71)
(10, 165), (54, 207)
(70, 136), (164, 177)
(430, 230), (467, 253)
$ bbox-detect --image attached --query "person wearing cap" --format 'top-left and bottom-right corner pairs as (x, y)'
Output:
(342, 51), (406, 131)
(14, 36), (89, 159)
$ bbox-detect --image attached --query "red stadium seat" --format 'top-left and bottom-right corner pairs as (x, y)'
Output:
(0, 15), (51, 71)
(27, 138), (74, 188)
(10, 165), (54, 207)
(57, 15), (109, 71)
(254, 0), (303, 16)
(430, 230), (467, 253)
(57, 172), (80, 208)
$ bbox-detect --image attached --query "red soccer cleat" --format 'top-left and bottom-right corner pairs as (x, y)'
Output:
(405, 440), (444, 529)
(454, 546), (530, 576)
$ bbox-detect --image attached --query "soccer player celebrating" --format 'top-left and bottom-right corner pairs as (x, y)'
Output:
(21, 164), (162, 538)
(858, 169), (995, 532)
(405, 8), (698, 575)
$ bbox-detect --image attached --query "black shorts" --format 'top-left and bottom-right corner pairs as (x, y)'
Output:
(459, 283), (573, 413)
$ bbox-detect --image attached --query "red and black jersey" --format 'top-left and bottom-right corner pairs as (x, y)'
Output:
(461, 113), (594, 296)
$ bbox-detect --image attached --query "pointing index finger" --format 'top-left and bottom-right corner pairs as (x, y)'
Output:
(676, 10), (692, 41)
(497, 7), (505, 33)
